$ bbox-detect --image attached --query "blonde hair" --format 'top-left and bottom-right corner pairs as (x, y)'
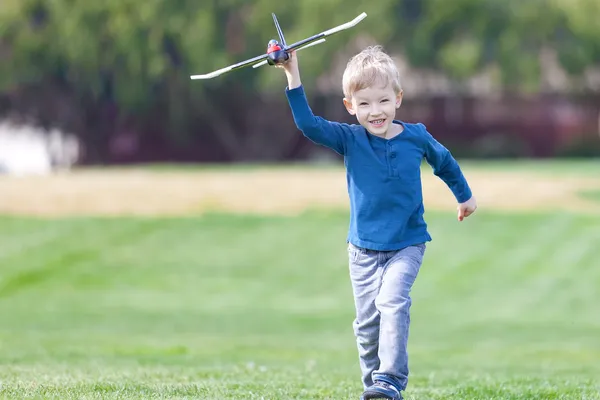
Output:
(342, 45), (402, 98)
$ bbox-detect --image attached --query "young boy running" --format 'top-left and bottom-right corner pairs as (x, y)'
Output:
(279, 46), (477, 400)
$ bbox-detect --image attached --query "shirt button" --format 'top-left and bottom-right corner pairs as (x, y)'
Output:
(391, 153), (396, 158)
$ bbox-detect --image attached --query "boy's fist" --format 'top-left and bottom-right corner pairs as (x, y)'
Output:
(457, 196), (477, 221)
(277, 50), (298, 73)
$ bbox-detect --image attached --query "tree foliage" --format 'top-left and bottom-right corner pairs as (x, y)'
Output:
(0, 0), (598, 161)
(389, 0), (600, 91)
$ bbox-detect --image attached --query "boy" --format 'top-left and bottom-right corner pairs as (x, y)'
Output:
(279, 46), (477, 400)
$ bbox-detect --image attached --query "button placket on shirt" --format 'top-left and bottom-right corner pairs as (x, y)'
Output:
(387, 141), (399, 178)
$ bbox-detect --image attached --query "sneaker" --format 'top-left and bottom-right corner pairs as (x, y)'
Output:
(360, 381), (402, 400)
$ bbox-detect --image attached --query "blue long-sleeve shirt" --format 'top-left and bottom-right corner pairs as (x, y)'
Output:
(286, 85), (472, 251)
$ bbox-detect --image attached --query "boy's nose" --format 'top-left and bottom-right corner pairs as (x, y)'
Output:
(370, 107), (382, 116)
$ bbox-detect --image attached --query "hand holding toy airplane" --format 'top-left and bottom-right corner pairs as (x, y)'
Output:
(190, 12), (367, 80)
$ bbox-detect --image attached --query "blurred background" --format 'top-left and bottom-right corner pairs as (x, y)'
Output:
(1, 0), (599, 174)
(1, 2), (600, 398)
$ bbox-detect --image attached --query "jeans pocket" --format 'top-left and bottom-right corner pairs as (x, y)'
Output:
(348, 244), (360, 263)
(348, 243), (368, 263)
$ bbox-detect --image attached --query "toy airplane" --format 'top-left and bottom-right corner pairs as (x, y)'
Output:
(190, 12), (367, 80)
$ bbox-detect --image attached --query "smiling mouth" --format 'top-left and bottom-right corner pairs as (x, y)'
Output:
(369, 119), (386, 126)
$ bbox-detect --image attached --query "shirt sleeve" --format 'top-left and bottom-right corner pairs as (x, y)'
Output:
(420, 123), (473, 203)
(285, 85), (352, 156)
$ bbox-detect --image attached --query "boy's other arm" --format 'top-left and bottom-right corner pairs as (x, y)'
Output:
(279, 51), (350, 156)
(421, 124), (476, 219)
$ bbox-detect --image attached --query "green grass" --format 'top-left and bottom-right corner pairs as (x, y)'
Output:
(579, 189), (600, 203)
(457, 158), (600, 175)
(81, 158), (600, 176)
(0, 211), (599, 399)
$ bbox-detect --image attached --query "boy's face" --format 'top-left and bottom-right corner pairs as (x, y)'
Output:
(343, 83), (403, 137)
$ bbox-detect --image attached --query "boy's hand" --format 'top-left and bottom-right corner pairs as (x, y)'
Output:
(276, 51), (302, 89)
(457, 196), (477, 221)
(277, 50), (298, 73)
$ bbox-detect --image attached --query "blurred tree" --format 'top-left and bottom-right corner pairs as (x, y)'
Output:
(0, 0), (599, 162)
(0, 0), (398, 161)
(391, 0), (566, 92)
(551, 0), (600, 77)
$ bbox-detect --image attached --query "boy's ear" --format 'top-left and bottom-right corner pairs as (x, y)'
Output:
(395, 90), (404, 109)
(343, 98), (356, 115)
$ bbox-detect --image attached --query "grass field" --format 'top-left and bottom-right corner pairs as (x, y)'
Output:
(1, 160), (599, 399)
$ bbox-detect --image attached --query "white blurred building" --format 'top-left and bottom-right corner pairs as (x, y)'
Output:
(0, 121), (80, 176)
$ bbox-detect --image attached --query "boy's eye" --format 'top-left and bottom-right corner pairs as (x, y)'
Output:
(381, 99), (389, 102)
(359, 102), (368, 106)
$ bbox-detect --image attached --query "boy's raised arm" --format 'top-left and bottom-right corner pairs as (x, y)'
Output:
(282, 51), (303, 90)
(279, 52), (352, 156)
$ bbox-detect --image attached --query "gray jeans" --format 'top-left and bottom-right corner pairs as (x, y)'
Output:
(347, 242), (426, 391)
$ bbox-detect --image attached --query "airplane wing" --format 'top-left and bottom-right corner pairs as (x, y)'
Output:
(252, 13), (367, 70)
(190, 53), (269, 80)
(285, 12), (367, 52)
(190, 12), (367, 79)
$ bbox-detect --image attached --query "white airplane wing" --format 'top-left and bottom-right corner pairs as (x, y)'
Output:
(190, 53), (269, 80)
(285, 13), (367, 52)
(252, 13), (367, 70)
(190, 12), (367, 79)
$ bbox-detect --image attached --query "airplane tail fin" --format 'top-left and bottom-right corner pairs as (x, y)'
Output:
(271, 13), (287, 47)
